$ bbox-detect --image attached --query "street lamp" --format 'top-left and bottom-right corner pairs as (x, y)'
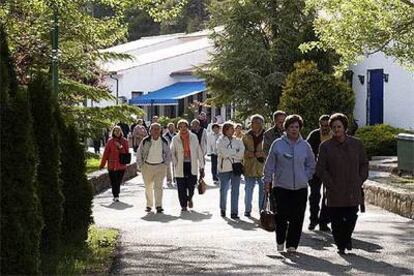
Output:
(109, 72), (119, 105)
(51, 4), (59, 94)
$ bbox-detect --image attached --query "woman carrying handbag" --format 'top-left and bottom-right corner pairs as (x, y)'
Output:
(260, 192), (275, 232)
(263, 115), (315, 253)
(99, 125), (130, 202)
(216, 122), (245, 219)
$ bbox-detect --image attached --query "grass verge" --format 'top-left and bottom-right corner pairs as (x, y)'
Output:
(50, 226), (119, 275)
(86, 158), (101, 173)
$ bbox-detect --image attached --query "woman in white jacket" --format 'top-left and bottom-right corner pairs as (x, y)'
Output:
(171, 119), (205, 211)
(217, 122), (245, 219)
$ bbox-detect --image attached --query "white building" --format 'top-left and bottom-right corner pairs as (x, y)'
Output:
(97, 28), (234, 122)
(99, 30), (413, 130)
(350, 52), (414, 130)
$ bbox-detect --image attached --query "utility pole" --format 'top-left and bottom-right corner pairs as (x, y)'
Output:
(51, 4), (59, 94)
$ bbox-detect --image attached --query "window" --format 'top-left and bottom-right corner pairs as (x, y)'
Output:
(178, 99), (185, 116)
(118, 96), (128, 104)
(164, 106), (176, 118)
(131, 91), (143, 98)
(215, 106), (221, 116)
(226, 105), (232, 120)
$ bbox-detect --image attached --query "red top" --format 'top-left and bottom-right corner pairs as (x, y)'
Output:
(100, 137), (129, 171)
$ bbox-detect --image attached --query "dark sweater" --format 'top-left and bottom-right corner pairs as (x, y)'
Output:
(306, 128), (321, 158)
(316, 136), (369, 207)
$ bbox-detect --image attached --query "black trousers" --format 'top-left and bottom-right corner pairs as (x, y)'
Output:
(176, 162), (197, 208)
(272, 187), (308, 248)
(329, 206), (358, 250)
(108, 170), (125, 197)
(309, 175), (329, 225)
(211, 154), (218, 181)
(93, 139), (101, 154)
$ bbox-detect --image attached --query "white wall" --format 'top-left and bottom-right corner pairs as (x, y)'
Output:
(99, 47), (211, 106)
(351, 52), (414, 130)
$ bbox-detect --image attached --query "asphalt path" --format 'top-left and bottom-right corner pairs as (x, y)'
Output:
(93, 161), (414, 275)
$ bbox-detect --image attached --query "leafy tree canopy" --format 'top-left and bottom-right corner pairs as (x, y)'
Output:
(0, 0), (179, 138)
(202, 0), (338, 119)
(302, 0), (414, 71)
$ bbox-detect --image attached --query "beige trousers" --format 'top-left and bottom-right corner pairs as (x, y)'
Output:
(142, 163), (167, 208)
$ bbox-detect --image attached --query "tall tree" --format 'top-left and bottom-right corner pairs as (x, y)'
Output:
(59, 120), (94, 246)
(280, 61), (355, 134)
(303, 0), (414, 71)
(1, 27), (43, 276)
(202, 0), (338, 119)
(125, 7), (161, 40)
(0, 0), (182, 138)
(161, 0), (211, 33)
(28, 74), (63, 273)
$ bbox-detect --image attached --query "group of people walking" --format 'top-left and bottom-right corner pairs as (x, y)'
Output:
(99, 111), (368, 255)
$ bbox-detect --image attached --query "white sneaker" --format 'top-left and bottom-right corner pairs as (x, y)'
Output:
(287, 247), (296, 253)
(277, 243), (285, 252)
(113, 197), (119, 202)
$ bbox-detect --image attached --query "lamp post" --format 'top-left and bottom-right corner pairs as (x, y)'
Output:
(51, 4), (59, 94)
(109, 72), (119, 105)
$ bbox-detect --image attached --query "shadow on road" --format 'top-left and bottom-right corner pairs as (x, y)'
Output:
(141, 213), (180, 223)
(180, 210), (212, 222)
(340, 253), (413, 275)
(101, 201), (134, 210)
(300, 232), (334, 251)
(276, 252), (350, 274)
(111, 243), (273, 275)
(223, 217), (259, 231)
(301, 231), (384, 253)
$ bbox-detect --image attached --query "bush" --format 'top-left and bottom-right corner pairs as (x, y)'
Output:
(1, 29), (43, 275)
(158, 116), (184, 128)
(355, 124), (408, 158)
(279, 61), (355, 135)
(60, 122), (94, 246)
(29, 74), (64, 272)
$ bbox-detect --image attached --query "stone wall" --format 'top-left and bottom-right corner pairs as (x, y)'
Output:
(88, 162), (137, 195)
(364, 180), (414, 219)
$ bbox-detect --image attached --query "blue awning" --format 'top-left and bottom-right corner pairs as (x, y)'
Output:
(129, 81), (206, 106)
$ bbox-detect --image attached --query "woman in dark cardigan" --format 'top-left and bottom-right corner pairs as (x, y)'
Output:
(316, 113), (368, 255)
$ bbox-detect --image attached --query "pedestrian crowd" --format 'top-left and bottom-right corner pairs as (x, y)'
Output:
(99, 111), (368, 255)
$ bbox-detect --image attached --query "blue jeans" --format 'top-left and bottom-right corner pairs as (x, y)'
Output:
(218, 172), (241, 215)
(244, 177), (264, 214)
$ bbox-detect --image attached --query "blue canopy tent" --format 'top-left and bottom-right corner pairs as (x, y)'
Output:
(129, 81), (206, 106)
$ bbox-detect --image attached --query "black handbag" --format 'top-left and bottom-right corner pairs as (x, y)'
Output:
(227, 139), (244, 176)
(260, 193), (275, 232)
(198, 178), (207, 195)
(119, 152), (131, 164)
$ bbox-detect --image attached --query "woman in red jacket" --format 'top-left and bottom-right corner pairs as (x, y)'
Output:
(99, 126), (129, 202)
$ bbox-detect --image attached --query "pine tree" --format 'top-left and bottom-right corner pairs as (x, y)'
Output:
(58, 116), (94, 246)
(28, 73), (64, 269)
(203, 0), (339, 118)
(1, 26), (43, 275)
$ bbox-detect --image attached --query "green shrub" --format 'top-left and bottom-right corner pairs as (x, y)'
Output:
(279, 61), (355, 135)
(158, 116), (184, 127)
(29, 74), (64, 273)
(1, 28), (43, 275)
(85, 151), (101, 159)
(60, 123), (94, 246)
(86, 158), (101, 173)
(355, 124), (408, 158)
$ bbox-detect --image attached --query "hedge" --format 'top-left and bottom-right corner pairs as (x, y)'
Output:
(355, 124), (409, 158)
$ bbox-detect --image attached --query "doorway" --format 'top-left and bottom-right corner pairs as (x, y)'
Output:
(367, 69), (384, 125)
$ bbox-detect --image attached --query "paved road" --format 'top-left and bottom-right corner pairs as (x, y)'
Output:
(93, 161), (414, 275)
